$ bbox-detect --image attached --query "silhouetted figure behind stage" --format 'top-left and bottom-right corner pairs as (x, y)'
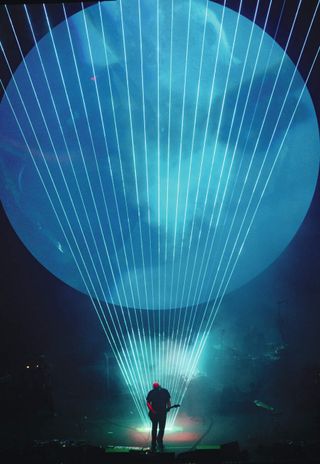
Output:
(146, 381), (171, 452)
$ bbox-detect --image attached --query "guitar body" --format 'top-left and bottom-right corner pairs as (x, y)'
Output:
(148, 404), (180, 421)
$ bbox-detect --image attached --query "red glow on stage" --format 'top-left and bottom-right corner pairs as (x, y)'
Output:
(130, 429), (200, 445)
(164, 431), (200, 442)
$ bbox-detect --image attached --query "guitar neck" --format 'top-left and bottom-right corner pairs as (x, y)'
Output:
(167, 404), (180, 411)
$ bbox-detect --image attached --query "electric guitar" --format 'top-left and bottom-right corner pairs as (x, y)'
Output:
(148, 403), (180, 420)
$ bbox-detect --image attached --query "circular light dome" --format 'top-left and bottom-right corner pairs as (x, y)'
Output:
(0, 0), (318, 309)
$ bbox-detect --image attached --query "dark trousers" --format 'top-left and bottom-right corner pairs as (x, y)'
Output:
(151, 412), (166, 447)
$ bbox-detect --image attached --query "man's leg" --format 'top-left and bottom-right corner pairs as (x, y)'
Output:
(157, 413), (167, 451)
(151, 416), (158, 451)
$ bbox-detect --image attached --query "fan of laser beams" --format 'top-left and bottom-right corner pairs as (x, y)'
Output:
(0, 0), (319, 427)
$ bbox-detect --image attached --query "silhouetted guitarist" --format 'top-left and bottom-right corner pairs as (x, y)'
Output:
(146, 381), (171, 452)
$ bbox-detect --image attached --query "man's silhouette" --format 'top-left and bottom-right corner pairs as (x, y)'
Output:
(146, 381), (171, 452)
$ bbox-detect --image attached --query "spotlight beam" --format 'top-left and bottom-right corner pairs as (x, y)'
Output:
(168, 0), (211, 403)
(8, 1), (149, 416)
(186, 2), (301, 342)
(222, 0), (287, 236)
(164, 0), (175, 386)
(173, 1), (319, 412)
(190, 0), (307, 324)
(98, 1), (156, 408)
(170, 0), (245, 402)
(169, 0), (192, 310)
(96, 2), (141, 314)
(97, 1), (155, 397)
(0, 71), (146, 420)
(174, 0), (275, 402)
(119, 0), (148, 313)
(44, 2), (148, 404)
(80, 1), (151, 402)
(137, 0), (156, 376)
(171, 0), (227, 320)
(171, 0), (266, 406)
(167, 0), (193, 398)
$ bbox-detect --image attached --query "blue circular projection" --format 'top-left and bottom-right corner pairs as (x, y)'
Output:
(0, 0), (319, 309)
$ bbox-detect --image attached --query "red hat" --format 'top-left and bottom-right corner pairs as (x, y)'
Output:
(153, 381), (160, 389)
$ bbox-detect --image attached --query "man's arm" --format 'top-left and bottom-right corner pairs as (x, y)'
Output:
(147, 401), (156, 414)
(166, 391), (171, 410)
